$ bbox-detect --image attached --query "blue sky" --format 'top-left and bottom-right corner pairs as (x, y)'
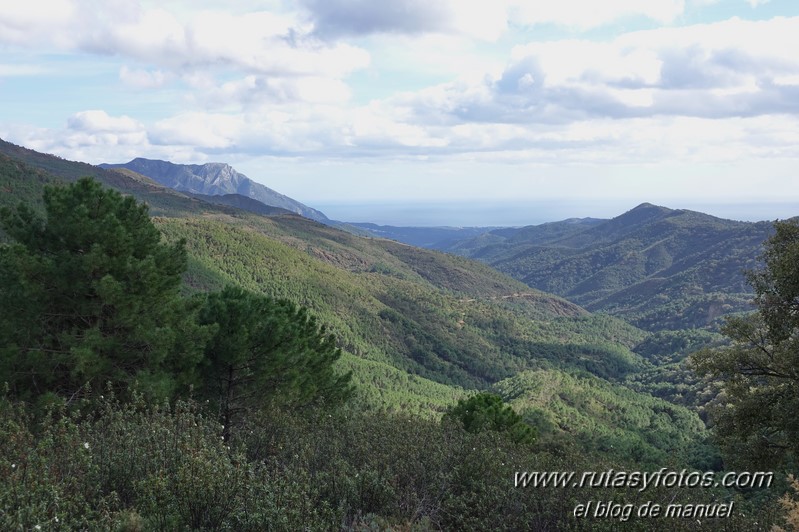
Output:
(1, 0), (798, 225)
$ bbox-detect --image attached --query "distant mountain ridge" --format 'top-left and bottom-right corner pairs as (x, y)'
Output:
(185, 192), (295, 217)
(349, 223), (497, 249)
(100, 158), (329, 222)
(447, 203), (780, 331)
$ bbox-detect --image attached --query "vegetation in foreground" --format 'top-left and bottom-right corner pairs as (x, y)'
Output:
(1, 391), (780, 531)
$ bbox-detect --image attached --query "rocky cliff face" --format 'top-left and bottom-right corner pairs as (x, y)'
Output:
(100, 158), (329, 222)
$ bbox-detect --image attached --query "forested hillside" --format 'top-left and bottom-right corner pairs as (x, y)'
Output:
(448, 203), (776, 331)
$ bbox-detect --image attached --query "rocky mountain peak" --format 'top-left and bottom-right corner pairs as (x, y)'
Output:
(100, 158), (329, 222)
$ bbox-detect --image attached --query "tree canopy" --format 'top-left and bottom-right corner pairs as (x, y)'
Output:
(0, 177), (208, 401)
(444, 392), (536, 445)
(691, 219), (799, 469)
(196, 285), (353, 436)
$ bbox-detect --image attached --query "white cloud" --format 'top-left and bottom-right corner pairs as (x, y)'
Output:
(509, 40), (663, 87)
(510, 0), (685, 29)
(348, 104), (449, 148)
(300, 0), (688, 40)
(197, 75), (352, 108)
(447, 0), (510, 41)
(150, 112), (240, 149)
(773, 74), (799, 86)
(2, 110), (150, 164)
(0, 2), (370, 85)
(0, 0), (76, 46)
(391, 16), (799, 130)
(67, 110), (143, 134)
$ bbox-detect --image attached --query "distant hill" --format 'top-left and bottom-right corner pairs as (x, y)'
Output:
(186, 192), (295, 217)
(349, 223), (497, 249)
(100, 158), (329, 222)
(445, 217), (605, 258)
(449, 203), (779, 331)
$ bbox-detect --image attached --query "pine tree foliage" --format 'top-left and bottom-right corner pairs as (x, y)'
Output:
(197, 286), (353, 434)
(444, 392), (536, 444)
(0, 177), (209, 401)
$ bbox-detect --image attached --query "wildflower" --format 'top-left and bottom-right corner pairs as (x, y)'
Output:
(83, 442), (90, 449)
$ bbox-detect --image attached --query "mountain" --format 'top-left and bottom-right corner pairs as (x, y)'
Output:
(0, 139), (225, 219)
(100, 158), (329, 223)
(449, 203), (778, 331)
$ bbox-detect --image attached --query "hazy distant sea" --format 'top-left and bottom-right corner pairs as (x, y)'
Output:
(313, 201), (798, 227)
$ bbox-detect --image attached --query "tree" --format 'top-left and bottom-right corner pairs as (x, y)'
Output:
(443, 392), (536, 445)
(196, 286), (352, 436)
(691, 219), (799, 469)
(0, 177), (208, 402)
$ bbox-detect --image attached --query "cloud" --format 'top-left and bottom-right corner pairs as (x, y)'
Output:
(391, 16), (799, 127)
(150, 112), (240, 149)
(0, 2), (370, 80)
(3, 110), (203, 164)
(197, 75), (352, 108)
(66, 110), (143, 134)
(3, 4), (799, 176)
(2, 110), (150, 164)
(510, 0), (685, 29)
(6, 98), (799, 179)
(300, 0), (687, 40)
(59, 110), (148, 155)
(0, 0), (76, 47)
(299, 0), (508, 41)
(299, 0), (450, 38)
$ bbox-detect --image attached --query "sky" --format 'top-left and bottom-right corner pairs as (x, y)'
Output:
(1, 0), (798, 226)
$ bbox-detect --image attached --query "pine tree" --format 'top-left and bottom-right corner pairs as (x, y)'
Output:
(444, 392), (536, 444)
(197, 286), (352, 436)
(0, 177), (209, 401)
